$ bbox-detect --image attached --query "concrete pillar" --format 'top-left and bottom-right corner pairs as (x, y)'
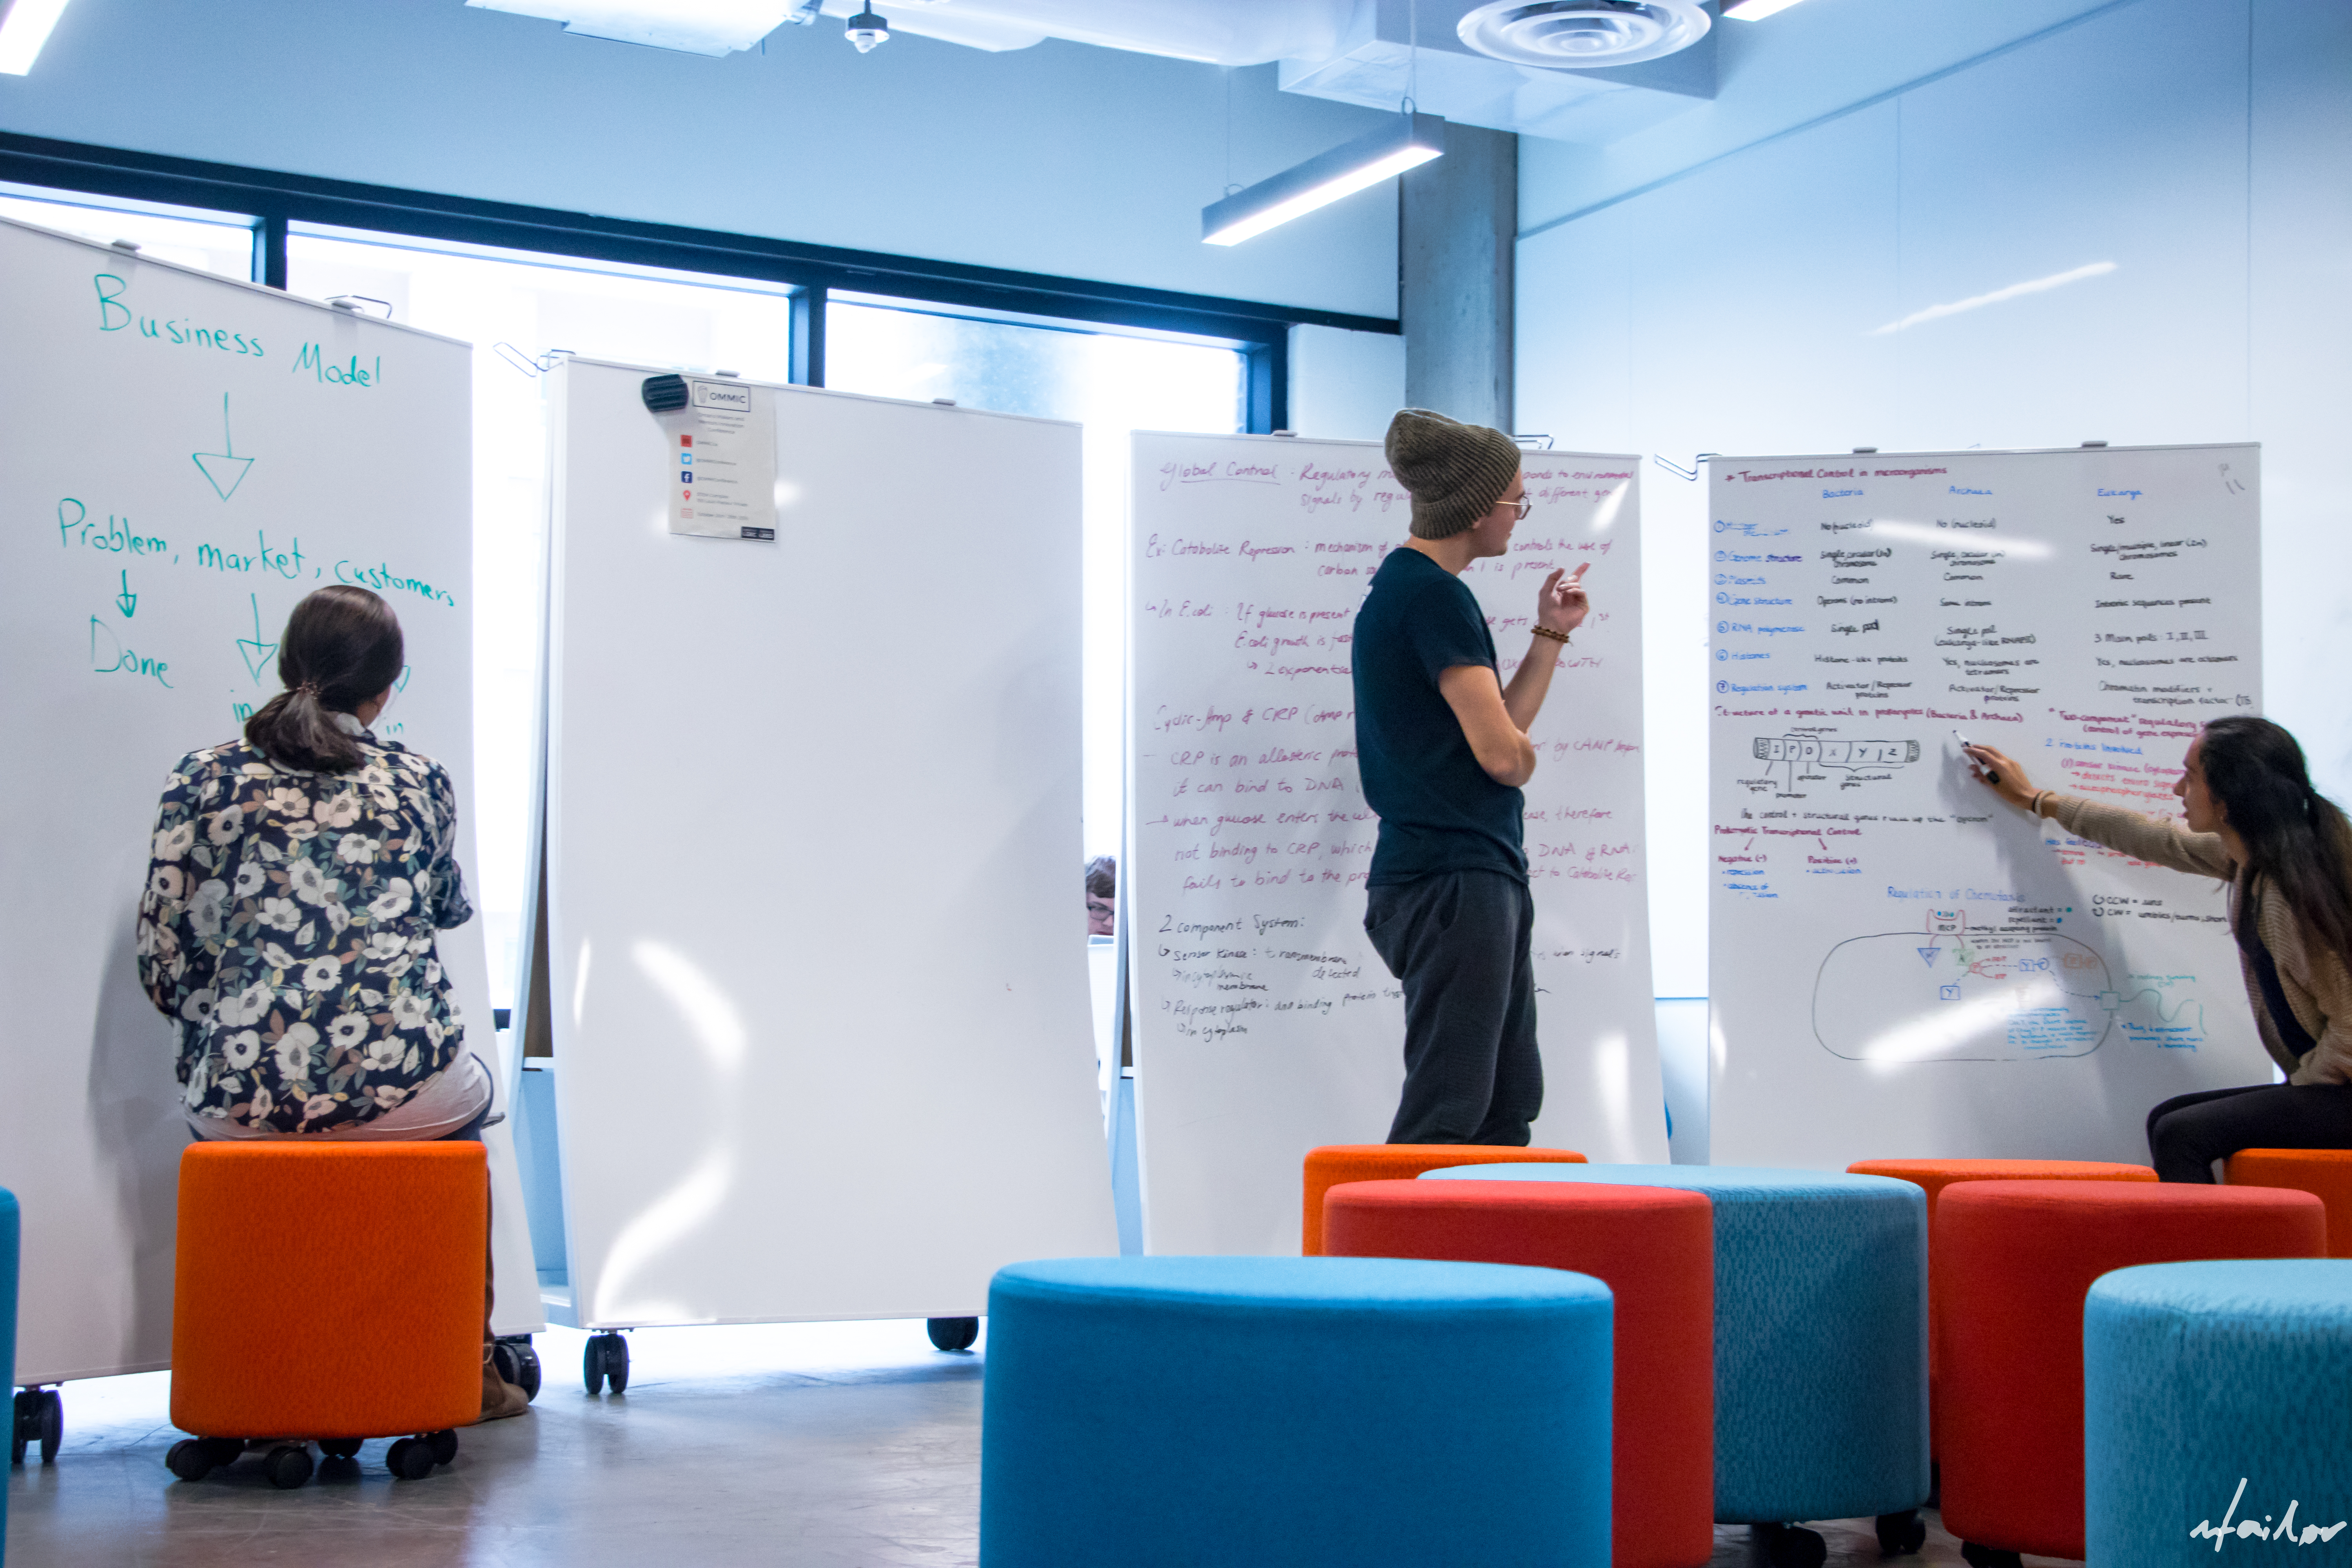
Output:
(1399, 121), (1516, 432)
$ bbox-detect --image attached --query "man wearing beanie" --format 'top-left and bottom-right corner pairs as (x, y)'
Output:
(1352, 407), (1591, 1145)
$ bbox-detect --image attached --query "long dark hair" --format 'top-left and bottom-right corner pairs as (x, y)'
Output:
(243, 586), (404, 773)
(2200, 716), (2352, 969)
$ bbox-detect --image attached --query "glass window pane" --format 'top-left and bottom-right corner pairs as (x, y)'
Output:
(286, 231), (797, 1010)
(0, 188), (255, 279)
(828, 301), (1248, 862)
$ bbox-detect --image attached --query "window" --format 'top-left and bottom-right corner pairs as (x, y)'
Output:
(286, 230), (801, 1007)
(827, 299), (1248, 858)
(0, 186), (254, 279)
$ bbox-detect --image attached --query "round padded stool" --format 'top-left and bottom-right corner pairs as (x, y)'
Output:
(2086, 1259), (2352, 1566)
(1325, 1180), (1713, 1568)
(1300, 1144), (1585, 1255)
(1936, 1180), (2327, 1564)
(2225, 1149), (2352, 1258)
(1848, 1158), (2155, 1452)
(981, 1256), (1613, 1568)
(1426, 1163), (1927, 1562)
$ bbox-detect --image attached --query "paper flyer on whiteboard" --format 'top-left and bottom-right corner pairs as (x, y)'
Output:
(1129, 432), (1665, 1257)
(1706, 443), (2270, 1169)
(665, 378), (777, 541)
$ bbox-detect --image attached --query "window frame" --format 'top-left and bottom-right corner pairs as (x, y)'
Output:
(0, 130), (1400, 432)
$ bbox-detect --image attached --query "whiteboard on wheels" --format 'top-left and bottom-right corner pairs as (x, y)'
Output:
(0, 216), (537, 1383)
(539, 358), (1115, 1328)
(1707, 443), (2268, 1169)
(1129, 432), (1665, 1258)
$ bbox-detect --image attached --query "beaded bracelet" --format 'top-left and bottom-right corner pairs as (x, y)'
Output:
(1530, 625), (1573, 645)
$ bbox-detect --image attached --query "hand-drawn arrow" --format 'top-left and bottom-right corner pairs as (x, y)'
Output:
(236, 593), (277, 685)
(192, 393), (256, 501)
(116, 569), (136, 618)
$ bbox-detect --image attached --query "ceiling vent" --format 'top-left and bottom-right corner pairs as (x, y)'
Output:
(1455, 0), (1710, 68)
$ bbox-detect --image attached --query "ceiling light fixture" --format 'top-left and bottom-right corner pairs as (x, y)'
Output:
(1202, 112), (1445, 246)
(0, 0), (73, 74)
(845, 5), (889, 51)
(1722, 0), (1809, 17)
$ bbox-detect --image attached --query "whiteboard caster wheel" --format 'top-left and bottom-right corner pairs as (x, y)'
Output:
(584, 1332), (629, 1395)
(926, 1317), (979, 1352)
(493, 1336), (541, 1401)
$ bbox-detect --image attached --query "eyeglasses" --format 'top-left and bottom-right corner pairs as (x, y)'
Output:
(1499, 495), (1533, 520)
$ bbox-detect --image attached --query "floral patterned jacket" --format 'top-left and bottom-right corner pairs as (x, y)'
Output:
(136, 730), (473, 1134)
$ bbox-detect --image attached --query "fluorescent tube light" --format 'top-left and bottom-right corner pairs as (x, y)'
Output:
(0, 0), (72, 74)
(1203, 113), (1445, 247)
(1722, 0), (1808, 17)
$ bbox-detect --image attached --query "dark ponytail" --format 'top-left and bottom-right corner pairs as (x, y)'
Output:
(2199, 716), (2352, 973)
(243, 586), (405, 773)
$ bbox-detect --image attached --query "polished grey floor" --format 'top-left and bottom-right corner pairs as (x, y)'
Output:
(7, 1321), (2072, 1568)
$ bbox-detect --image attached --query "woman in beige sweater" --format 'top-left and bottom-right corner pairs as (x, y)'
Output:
(1963, 717), (2352, 1181)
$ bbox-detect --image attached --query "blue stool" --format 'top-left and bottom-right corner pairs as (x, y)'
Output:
(982, 1256), (1614, 1568)
(2087, 1259), (2352, 1566)
(1427, 1164), (1929, 1562)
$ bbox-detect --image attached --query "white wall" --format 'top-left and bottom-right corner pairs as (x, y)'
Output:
(0, 0), (1399, 319)
(1517, 0), (2352, 997)
(1287, 324), (1406, 441)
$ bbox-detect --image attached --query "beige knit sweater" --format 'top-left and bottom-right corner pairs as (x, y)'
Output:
(2041, 792), (2352, 1086)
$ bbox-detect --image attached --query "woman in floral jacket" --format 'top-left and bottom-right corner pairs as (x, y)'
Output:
(136, 584), (526, 1420)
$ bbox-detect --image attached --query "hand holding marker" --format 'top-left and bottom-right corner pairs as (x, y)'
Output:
(1957, 733), (2044, 812)
(1954, 730), (1998, 785)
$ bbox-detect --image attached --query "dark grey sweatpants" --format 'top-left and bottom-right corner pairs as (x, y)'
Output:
(1363, 869), (1542, 1145)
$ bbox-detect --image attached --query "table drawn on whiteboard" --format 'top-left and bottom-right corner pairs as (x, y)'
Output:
(191, 393), (255, 501)
(1748, 735), (1919, 793)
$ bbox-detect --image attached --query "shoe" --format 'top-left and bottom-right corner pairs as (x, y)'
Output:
(474, 1363), (531, 1423)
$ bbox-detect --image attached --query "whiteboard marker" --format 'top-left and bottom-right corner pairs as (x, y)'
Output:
(1953, 730), (2000, 785)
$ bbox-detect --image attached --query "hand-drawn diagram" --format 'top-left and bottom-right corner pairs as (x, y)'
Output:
(1751, 735), (1919, 791)
(235, 592), (277, 685)
(192, 393), (255, 501)
(1812, 907), (2210, 1062)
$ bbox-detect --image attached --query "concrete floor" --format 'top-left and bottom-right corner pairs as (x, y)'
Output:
(7, 1321), (2073, 1568)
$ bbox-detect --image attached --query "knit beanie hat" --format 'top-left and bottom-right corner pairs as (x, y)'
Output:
(1383, 408), (1522, 540)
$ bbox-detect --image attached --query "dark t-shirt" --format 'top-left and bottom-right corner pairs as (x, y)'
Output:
(1350, 548), (1527, 886)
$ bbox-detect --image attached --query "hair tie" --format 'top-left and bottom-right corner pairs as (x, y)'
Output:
(296, 680), (321, 697)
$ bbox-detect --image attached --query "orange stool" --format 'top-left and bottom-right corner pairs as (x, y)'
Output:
(167, 1142), (487, 1488)
(1936, 1180), (2325, 1564)
(1326, 1179), (1713, 1568)
(1847, 1158), (2154, 1453)
(1300, 1144), (1585, 1255)
(2226, 1148), (2352, 1256)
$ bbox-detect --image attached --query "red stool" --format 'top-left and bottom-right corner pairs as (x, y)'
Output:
(166, 1142), (488, 1488)
(1848, 1157), (2155, 1453)
(1936, 1180), (2325, 1564)
(2225, 1149), (2352, 1256)
(1300, 1144), (1585, 1255)
(1325, 1179), (1712, 1568)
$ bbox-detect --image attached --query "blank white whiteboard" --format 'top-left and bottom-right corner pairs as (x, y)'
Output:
(1707, 444), (2269, 1169)
(0, 216), (537, 1382)
(539, 358), (1115, 1327)
(1129, 432), (1666, 1257)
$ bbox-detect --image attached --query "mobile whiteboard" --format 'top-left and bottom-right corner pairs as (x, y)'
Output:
(539, 358), (1115, 1327)
(1707, 443), (2268, 1168)
(1129, 432), (1666, 1256)
(0, 216), (536, 1382)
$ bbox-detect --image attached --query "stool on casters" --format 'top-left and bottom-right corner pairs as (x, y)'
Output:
(165, 1142), (490, 1487)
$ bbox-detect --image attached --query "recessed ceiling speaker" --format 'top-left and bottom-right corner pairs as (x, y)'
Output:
(1455, 0), (1713, 67)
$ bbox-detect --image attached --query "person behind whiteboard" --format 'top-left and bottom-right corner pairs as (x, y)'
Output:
(136, 584), (528, 1421)
(1963, 719), (2352, 1180)
(1351, 408), (1591, 1145)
